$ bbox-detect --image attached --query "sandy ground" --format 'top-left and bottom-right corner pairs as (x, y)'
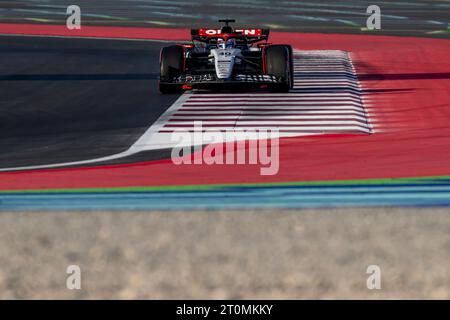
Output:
(1, 207), (450, 299)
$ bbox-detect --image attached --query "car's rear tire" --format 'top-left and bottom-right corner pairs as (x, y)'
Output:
(159, 45), (184, 94)
(265, 45), (294, 93)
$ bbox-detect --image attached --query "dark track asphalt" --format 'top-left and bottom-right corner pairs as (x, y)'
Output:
(0, 35), (178, 168)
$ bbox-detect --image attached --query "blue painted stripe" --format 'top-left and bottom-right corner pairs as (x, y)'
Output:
(1, 183), (450, 210)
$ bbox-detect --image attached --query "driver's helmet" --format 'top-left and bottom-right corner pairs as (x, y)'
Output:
(226, 38), (236, 48)
(217, 38), (226, 49)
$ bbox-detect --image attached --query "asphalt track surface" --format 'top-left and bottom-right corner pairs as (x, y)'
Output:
(1, 0), (449, 38)
(0, 35), (177, 168)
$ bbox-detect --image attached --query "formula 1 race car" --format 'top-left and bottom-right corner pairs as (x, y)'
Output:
(159, 19), (294, 93)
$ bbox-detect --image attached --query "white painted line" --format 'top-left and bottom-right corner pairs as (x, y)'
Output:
(158, 126), (372, 134)
(189, 97), (361, 101)
(183, 102), (363, 106)
(175, 110), (367, 116)
(164, 119), (368, 124)
(171, 115), (369, 121)
(191, 93), (360, 97)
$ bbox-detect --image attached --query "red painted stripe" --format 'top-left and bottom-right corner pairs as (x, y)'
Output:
(181, 106), (363, 109)
(190, 93), (360, 97)
(190, 91), (356, 95)
(158, 130), (366, 134)
(176, 109), (366, 117)
(173, 113), (365, 116)
(182, 103), (362, 107)
(187, 99), (361, 102)
(163, 124), (368, 128)
(168, 118), (368, 123)
(0, 23), (189, 41)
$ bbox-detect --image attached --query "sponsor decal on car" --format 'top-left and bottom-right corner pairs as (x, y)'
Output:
(198, 29), (263, 36)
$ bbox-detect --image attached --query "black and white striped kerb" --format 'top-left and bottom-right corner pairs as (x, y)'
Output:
(135, 50), (372, 150)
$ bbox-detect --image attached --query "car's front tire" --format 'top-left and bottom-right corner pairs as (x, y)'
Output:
(159, 45), (184, 94)
(265, 45), (294, 93)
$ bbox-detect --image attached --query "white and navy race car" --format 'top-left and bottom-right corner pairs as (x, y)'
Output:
(159, 19), (294, 93)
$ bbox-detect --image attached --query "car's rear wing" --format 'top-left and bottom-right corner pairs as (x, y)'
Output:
(191, 28), (270, 43)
